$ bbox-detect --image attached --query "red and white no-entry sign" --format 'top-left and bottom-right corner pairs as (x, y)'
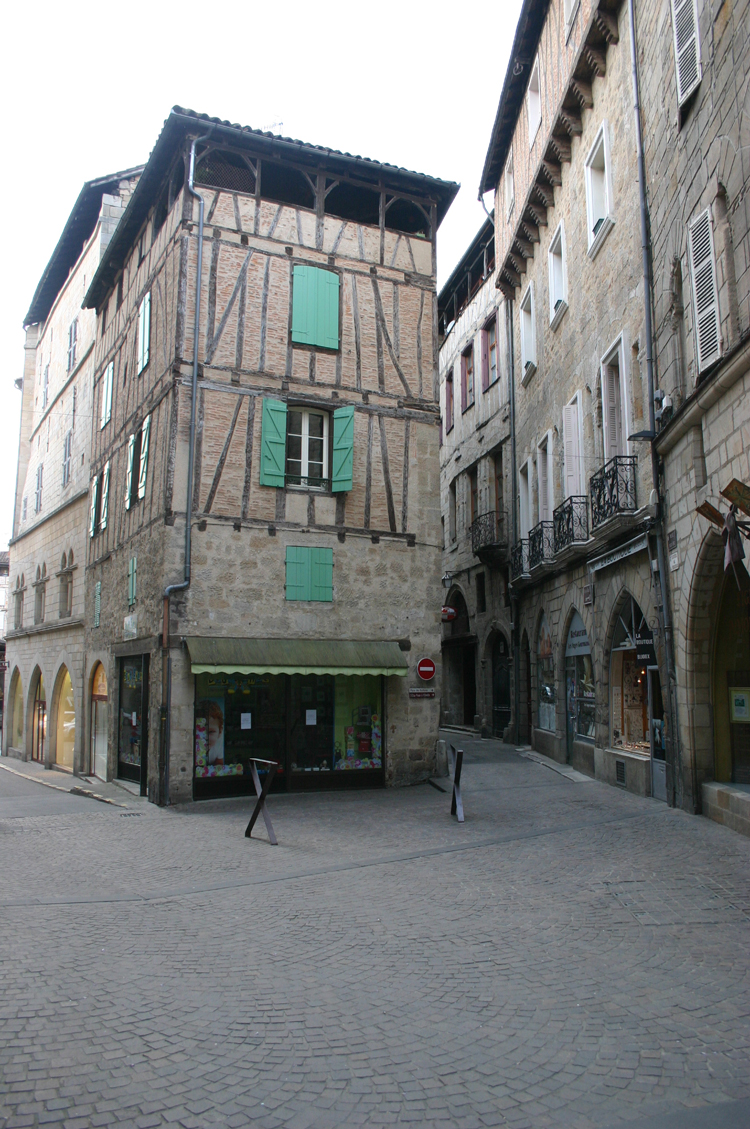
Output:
(417, 657), (436, 681)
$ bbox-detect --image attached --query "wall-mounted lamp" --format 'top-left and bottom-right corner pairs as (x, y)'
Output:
(442, 572), (453, 590)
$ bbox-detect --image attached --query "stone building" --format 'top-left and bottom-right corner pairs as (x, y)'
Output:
(636, 0), (750, 832)
(437, 216), (515, 736)
(472, 0), (673, 799)
(81, 107), (457, 803)
(4, 170), (141, 772)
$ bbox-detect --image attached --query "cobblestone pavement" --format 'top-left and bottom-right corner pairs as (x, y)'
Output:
(1, 736), (749, 1129)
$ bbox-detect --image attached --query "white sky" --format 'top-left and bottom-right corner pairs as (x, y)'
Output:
(0, 0), (521, 551)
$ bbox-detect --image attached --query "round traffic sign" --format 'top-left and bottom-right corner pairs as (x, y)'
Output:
(417, 657), (435, 681)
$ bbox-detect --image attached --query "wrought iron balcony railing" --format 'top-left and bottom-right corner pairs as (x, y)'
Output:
(469, 509), (508, 556)
(529, 521), (555, 569)
(553, 496), (589, 552)
(510, 539), (530, 580)
(589, 455), (637, 529)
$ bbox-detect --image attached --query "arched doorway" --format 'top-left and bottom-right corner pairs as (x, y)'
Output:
(442, 589), (476, 727)
(90, 664), (109, 780)
(55, 668), (75, 770)
(9, 671), (23, 753)
(492, 635), (511, 737)
(537, 613), (555, 733)
(31, 673), (46, 763)
(609, 594), (665, 799)
(712, 563), (750, 784)
(565, 611), (595, 773)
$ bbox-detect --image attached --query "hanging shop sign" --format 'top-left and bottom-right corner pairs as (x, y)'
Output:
(409, 688), (435, 699)
(417, 657), (436, 680)
(565, 611), (591, 657)
(634, 626), (656, 665)
(441, 606), (457, 622)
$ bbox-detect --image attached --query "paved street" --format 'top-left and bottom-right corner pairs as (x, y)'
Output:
(1, 737), (749, 1129)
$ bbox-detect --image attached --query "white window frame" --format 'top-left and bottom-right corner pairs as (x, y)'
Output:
(688, 207), (722, 372)
(34, 465), (43, 514)
(563, 392), (585, 498)
(62, 430), (72, 488)
(671, 0), (702, 107)
(600, 335), (630, 462)
(100, 361), (114, 429)
(504, 149), (515, 218)
(584, 122), (615, 259)
(564, 0), (581, 38)
(537, 432), (554, 523)
(42, 365), (49, 410)
(286, 407), (330, 490)
(136, 291), (151, 376)
(548, 221), (568, 329)
(520, 283), (537, 384)
(519, 459), (532, 539)
(527, 57), (542, 146)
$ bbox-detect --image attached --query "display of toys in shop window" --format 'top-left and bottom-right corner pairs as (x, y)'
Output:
(193, 717), (244, 777)
(335, 712), (382, 770)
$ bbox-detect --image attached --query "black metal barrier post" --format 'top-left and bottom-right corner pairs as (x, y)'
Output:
(244, 758), (280, 845)
(449, 744), (465, 823)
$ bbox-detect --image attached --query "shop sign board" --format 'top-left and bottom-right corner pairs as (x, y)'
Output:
(241, 713), (252, 729)
(588, 534), (648, 573)
(417, 657), (435, 680)
(123, 614), (137, 640)
(729, 688), (750, 723)
(565, 611), (591, 657)
(634, 626), (656, 665)
(409, 688), (435, 699)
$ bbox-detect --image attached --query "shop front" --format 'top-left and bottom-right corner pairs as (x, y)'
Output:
(187, 638), (407, 798)
(609, 595), (665, 799)
(565, 612), (595, 775)
(118, 654), (149, 793)
(90, 663), (108, 780)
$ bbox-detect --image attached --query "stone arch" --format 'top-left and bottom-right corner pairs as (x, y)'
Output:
(88, 658), (110, 780)
(6, 666), (24, 755)
(482, 626), (512, 739)
(49, 663), (76, 771)
(27, 664), (47, 763)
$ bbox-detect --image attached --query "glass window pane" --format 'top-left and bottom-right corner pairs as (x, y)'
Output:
(308, 413), (324, 439)
(287, 435), (302, 462)
(288, 411), (303, 437)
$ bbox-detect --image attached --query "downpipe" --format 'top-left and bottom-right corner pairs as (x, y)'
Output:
(160, 131), (212, 805)
(627, 0), (682, 808)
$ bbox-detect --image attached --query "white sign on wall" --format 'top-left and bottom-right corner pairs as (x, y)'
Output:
(306, 710), (317, 726)
(240, 713), (252, 730)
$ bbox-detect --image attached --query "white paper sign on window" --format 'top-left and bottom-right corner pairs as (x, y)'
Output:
(306, 709), (317, 726)
(241, 713), (252, 730)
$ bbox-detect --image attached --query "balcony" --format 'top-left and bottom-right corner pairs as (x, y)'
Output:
(510, 539), (530, 581)
(553, 496), (589, 554)
(590, 456), (637, 530)
(469, 509), (509, 565)
(528, 521), (555, 570)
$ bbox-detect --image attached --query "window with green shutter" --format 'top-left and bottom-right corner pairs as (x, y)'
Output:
(291, 265), (340, 350)
(331, 406), (354, 492)
(260, 399), (288, 487)
(285, 546), (333, 602)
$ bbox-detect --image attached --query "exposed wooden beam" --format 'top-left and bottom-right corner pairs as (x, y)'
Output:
(521, 219), (540, 243)
(503, 263), (522, 287)
(541, 159), (562, 185)
(508, 253), (526, 276)
(571, 79), (594, 108)
(497, 278), (516, 300)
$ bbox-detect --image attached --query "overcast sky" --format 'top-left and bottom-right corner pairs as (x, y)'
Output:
(0, 0), (521, 551)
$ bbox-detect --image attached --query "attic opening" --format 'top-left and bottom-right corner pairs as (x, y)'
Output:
(260, 162), (315, 210)
(385, 196), (430, 238)
(195, 148), (256, 195)
(325, 181), (380, 226)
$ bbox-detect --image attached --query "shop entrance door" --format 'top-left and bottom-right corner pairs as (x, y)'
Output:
(32, 676), (46, 763)
(462, 645), (476, 727)
(118, 655), (149, 794)
(91, 664), (108, 780)
(648, 666), (666, 802)
(492, 637), (511, 737)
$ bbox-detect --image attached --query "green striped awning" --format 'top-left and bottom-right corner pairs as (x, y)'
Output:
(186, 637), (408, 677)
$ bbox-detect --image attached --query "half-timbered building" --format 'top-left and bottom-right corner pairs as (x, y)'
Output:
(82, 107), (457, 803)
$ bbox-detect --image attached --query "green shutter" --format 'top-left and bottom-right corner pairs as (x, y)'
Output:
(331, 406), (354, 492)
(94, 581), (101, 628)
(310, 548), (333, 602)
(292, 266), (339, 349)
(260, 398), (288, 487)
(100, 462), (110, 530)
(318, 269), (340, 350)
(285, 546), (311, 601)
(125, 433), (135, 509)
(89, 477), (99, 538)
(138, 291), (151, 374)
(138, 415), (151, 499)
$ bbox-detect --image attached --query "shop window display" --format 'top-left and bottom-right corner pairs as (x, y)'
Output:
(565, 611), (595, 741)
(609, 596), (654, 753)
(193, 672), (383, 792)
(537, 614), (555, 731)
